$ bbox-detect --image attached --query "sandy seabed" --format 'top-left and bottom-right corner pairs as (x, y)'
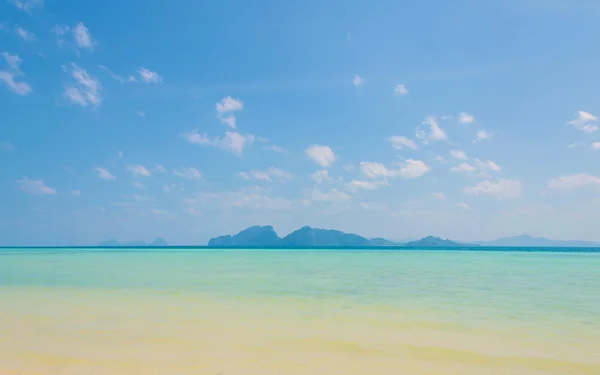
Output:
(1, 287), (599, 375)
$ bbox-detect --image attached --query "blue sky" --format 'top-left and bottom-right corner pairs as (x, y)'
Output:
(1, 0), (600, 245)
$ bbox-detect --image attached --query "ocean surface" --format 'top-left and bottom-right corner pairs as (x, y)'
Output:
(1, 248), (599, 375)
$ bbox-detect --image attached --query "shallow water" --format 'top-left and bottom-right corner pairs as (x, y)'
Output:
(1, 249), (599, 374)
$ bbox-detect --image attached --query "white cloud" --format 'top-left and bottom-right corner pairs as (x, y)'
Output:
(2, 52), (22, 73)
(360, 162), (396, 179)
(216, 96), (243, 113)
(546, 173), (600, 193)
(432, 192), (446, 200)
(567, 111), (598, 134)
(98, 65), (137, 83)
(15, 26), (35, 41)
(71, 190), (81, 197)
(389, 136), (418, 150)
(181, 129), (255, 156)
(399, 159), (431, 179)
(449, 149), (468, 160)
(155, 164), (166, 173)
(456, 202), (470, 210)
(220, 132), (254, 156)
(451, 163), (476, 172)
(305, 144), (336, 168)
(353, 74), (365, 87)
(127, 164), (151, 177)
(434, 155), (445, 162)
(95, 167), (116, 181)
(347, 180), (384, 192)
(219, 115), (236, 129)
(309, 188), (351, 203)
(0, 52), (31, 95)
(9, 0), (43, 12)
(240, 167), (292, 182)
(131, 181), (145, 190)
(417, 116), (447, 141)
(394, 84), (408, 96)
(360, 159), (430, 179)
(475, 159), (501, 171)
(342, 164), (354, 172)
(474, 129), (491, 142)
(459, 112), (475, 124)
(173, 167), (203, 180)
(1, 141), (16, 151)
(591, 142), (600, 150)
(64, 63), (101, 108)
(17, 177), (56, 195)
(73, 22), (95, 50)
(137, 68), (162, 84)
(463, 179), (522, 199)
(310, 169), (331, 184)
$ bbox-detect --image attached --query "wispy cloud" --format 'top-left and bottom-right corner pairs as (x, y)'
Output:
(127, 164), (151, 177)
(449, 149), (468, 160)
(73, 22), (95, 50)
(473, 129), (491, 143)
(394, 84), (408, 96)
(239, 167), (292, 182)
(14, 26), (35, 41)
(546, 173), (600, 193)
(360, 160), (430, 180)
(137, 68), (162, 84)
(64, 63), (101, 108)
(17, 177), (56, 195)
(463, 179), (521, 199)
(389, 136), (418, 150)
(99, 65), (137, 83)
(353, 74), (365, 87)
(0, 52), (31, 95)
(566, 111), (598, 134)
(416, 116), (447, 142)
(458, 112), (475, 124)
(216, 97), (243, 128)
(181, 130), (255, 156)
(95, 167), (116, 181)
(173, 167), (203, 180)
(9, 0), (43, 12)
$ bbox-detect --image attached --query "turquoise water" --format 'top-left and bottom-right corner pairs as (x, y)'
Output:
(2, 249), (599, 325)
(1, 248), (600, 375)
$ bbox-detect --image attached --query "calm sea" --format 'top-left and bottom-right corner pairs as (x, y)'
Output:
(1, 248), (599, 375)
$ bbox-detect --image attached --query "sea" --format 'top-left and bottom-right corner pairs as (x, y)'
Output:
(1, 247), (599, 375)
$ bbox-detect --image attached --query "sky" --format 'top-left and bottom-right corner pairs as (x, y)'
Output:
(1, 0), (600, 246)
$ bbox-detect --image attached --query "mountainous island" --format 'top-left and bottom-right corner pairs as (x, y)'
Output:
(96, 230), (600, 248)
(207, 226), (469, 248)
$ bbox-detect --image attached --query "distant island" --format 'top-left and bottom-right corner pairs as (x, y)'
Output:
(94, 231), (600, 249)
(406, 236), (478, 247)
(208, 226), (468, 248)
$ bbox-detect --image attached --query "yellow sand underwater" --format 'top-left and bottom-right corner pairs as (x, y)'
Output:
(1, 287), (599, 375)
